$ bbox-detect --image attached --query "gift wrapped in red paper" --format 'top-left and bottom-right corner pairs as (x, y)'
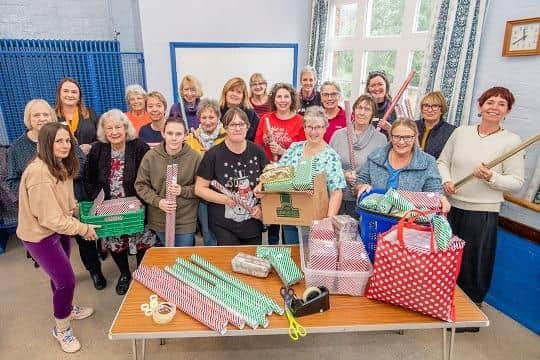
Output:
(95, 196), (142, 215)
(331, 215), (358, 242)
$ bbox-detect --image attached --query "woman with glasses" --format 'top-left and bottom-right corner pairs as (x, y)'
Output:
(195, 108), (268, 245)
(320, 81), (347, 143)
(356, 119), (447, 210)
(249, 73), (271, 117)
(438, 87), (524, 323)
(330, 95), (387, 218)
(416, 91), (456, 159)
(260, 106), (346, 244)
(219, 77), (260, 141)
(169, 75), (203, 130)
(124, 84), (150, 135)
(298, 65), (321, 116)
(365, 71), (397, 134)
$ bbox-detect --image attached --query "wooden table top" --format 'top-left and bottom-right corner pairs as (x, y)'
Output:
(109, 246), (489, 340)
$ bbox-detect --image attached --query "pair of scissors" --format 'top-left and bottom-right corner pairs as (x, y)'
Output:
(280, 287), (307, 341)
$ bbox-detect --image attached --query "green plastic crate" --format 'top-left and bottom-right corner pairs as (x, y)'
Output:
(79, 201), (145, 238)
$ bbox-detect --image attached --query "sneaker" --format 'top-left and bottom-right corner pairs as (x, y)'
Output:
(52, 326), (81, 353)
(71, 305), (94, 320)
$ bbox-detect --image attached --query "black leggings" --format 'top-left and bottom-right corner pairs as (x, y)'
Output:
(110, 248), (147, 275)
(211, 224), (262, 246)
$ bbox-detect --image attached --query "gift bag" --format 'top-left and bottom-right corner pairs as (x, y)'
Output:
(366, 211), (465, 322)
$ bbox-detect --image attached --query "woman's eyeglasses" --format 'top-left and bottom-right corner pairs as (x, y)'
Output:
(305, 125), (327, 131)
(227, 122), (248, 129)
(421, 104), (442, 110)
(391, 135), (416, 142)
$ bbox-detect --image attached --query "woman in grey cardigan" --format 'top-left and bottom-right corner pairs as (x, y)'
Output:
(356, 118), (450, 212)
(330, 94), (387, 218)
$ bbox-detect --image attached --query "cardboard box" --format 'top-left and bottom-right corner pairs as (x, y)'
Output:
(261, 173), (329, 226)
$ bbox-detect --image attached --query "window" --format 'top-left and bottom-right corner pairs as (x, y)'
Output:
(325, 0), (436, 108)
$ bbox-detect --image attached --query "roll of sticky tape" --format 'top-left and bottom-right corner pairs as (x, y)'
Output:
(152, 302), (176, 324)
(302, 287), (322, 303)
(149, 294), (159, 310)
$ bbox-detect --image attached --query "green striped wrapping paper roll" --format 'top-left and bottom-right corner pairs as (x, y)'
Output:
(358, 194), (382, 210)
(170, 262), (268, 328)
(377, 198), (392, 214)
(385, 188), (414, 212)
(292, 156), (316, 191)
(264, 179), (294, 192)
(432, 215), (452, 250)
(174, 258), (271, 318)
(166, 264), (266, 329)
(190, 254), (283, 315)
(256, 246), (303, 286)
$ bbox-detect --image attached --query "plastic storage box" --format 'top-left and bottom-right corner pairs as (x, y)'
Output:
(298, 227), (372, 296)
(79, 201), (145, 238)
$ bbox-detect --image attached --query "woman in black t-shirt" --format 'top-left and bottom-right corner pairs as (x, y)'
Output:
(195, 107), (269, 245)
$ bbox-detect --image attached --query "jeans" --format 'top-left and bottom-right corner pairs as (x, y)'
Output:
(156, 231), (195, 247)
(22, 233), (75, 320)
(198, 201), (217, 246)
(267, 225), (299, 244)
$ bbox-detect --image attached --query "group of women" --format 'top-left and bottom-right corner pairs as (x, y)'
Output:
(7, 67), (524, 351)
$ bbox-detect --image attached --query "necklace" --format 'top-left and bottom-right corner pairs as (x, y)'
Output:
(477, 125), (501, 138)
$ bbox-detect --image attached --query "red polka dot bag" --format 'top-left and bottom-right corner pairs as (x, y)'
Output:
(365, 211), (465, 322)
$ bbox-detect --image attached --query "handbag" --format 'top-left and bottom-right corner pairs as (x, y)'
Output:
(365, 210), (465, 321)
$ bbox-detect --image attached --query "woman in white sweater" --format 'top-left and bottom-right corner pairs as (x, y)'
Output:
(438, 87), (524, 328)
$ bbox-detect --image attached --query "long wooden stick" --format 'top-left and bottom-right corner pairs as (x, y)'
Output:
(455, 132), (540, 189)
(344, 100), (356, 170)
(378, 70), (416, 129)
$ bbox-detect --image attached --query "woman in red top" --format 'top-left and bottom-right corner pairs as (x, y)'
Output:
(249, 73), (271, 117)
(254, 83), (305, 162)
(320, 81), (346, 143)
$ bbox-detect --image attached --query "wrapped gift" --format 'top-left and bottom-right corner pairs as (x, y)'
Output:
(292, 157), (315, 191)
(263, 179), (293, 192)
(337, 240), (371, 272)
(260, 164), (295, 184)
(331, 215), (358, 242)
(231, 252), (272, 278)
(308, 238), (338, 271)
(397, 190), (441, 211)
(89, 189), (105, 215)
(94, 196), (142, 215)
(309, 218), (336, 241)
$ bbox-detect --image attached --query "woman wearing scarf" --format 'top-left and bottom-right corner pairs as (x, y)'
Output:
(330, 95), (387, 218)
(184, 99), (225, 245)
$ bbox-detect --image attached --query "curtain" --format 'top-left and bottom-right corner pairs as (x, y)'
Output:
(419, 0), (489, 126)
(308, 0), (329, 81)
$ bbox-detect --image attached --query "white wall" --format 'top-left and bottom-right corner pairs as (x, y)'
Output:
(138, 0), (312, 106)
(470, 0), (540, 227)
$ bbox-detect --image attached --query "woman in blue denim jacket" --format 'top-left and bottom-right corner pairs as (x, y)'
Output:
(356, 118), (450, 211)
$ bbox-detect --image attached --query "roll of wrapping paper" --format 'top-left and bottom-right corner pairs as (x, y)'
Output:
(165, 263), (266, 329)
(210, 180), (256, 213)
(190, 254), (283, 315)
(139, 267), (234, 330)
(432, 215), (452, 251)
(454, 132), (540, 189)
(174, 257), (271, 319)
(256, 246), (303, 286)
(140, 265), (246, 330)
(191, 127), (209, 151)
(378, 70), (416, 130)
(165, 164), (178, 247)
(404, 98), (414, 119)
(138, 266), (235, 330)
(264, 115), (278, 162)
(132, 265), (228, 334)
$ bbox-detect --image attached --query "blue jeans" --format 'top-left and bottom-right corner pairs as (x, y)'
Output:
(156, 232), (195, 247)
(268, 225), (299, 244)
(198, 202), (217, 246)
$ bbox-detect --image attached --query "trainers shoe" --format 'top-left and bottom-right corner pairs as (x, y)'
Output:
(71, 305), (94, 320)
(52, 326), (81, 353)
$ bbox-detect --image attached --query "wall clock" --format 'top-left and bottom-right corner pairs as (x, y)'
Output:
(502, 17), (540, 57)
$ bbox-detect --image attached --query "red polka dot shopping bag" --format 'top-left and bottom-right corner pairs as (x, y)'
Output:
(365, 211), (465, 322)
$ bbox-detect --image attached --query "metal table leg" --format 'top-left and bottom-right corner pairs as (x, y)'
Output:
(132, 339), (138, 360)
(442, 328), (456, 360)
(448, 328), (455, 360)
(442, 328), (447, 360)
(141, 339), (146, 360)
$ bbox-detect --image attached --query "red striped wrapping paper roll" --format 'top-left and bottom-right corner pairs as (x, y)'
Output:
(144, 266), (245, 330)
(165, 164), (178, 247)
(133, 265), (229, 334)
(210, 180), (256, 213)
(397, 190), (441, 211)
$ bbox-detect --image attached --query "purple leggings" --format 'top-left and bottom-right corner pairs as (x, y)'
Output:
(22, 233), (75, 319)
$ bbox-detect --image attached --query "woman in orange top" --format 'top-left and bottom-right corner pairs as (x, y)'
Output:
(124, 84), (150, 134)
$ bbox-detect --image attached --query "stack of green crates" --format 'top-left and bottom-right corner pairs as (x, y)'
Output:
(79, 201), (145, 238)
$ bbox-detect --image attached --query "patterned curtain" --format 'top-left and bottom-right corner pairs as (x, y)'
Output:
(419, 0), (489, 126)
(308, 0), (329, 82)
